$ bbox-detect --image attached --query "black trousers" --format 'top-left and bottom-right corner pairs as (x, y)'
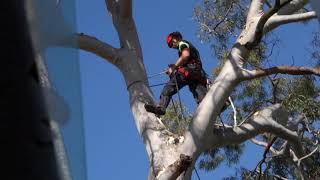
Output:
(159, 71), (207, 109)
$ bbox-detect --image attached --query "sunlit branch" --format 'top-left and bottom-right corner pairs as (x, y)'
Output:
(242, 65), (320, 80)
(247, 0), (266, 18)
(264, 11), (317, 32)
(245, 0), (293, 49)
(228, 96), (238, 128)
(206, 104), (303, 158)
(297, 145), (319, 166)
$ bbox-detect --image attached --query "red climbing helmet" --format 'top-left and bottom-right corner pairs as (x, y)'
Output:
(166, 31), (182, 48)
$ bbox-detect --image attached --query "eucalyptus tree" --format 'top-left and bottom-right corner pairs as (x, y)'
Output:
(194, 0), (320, 179)
(76, 0), (319, 179)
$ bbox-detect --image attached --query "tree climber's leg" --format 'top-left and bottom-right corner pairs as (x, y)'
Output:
(189, 78), (230, 113)
(189, 80), (207, 104)
(145, 72), (187, 116)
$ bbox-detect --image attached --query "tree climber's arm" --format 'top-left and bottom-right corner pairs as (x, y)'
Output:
(167, 43), (190, 75)
(175, 48), (190, 67)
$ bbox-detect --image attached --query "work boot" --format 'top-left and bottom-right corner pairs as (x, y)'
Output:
(144, 104), (166, 116)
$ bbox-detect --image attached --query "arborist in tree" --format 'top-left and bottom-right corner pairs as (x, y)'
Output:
(145, 31), (209, 116)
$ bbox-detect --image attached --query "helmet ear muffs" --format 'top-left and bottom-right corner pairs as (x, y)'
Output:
(166, 31), (182, 48)
(166, 35), (173, 48)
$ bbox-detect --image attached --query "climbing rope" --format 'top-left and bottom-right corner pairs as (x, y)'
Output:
(147, 70), (170, 88)
(147, 70), (167, 79)
(194, 167), (201, 180)
(146, 70), (186, 121)
(173, 72), (186, 121)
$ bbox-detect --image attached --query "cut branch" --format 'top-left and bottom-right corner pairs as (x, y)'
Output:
(156, 154), (192, 180)
(242, 65), (320, 80)
(77, 33), (120, 66)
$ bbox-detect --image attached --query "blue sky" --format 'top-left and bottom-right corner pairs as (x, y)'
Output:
(63, 1), (320, 180)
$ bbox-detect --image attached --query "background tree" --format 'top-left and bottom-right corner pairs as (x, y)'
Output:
(75, 0), (319, 179)
(194, 0), (320, 179)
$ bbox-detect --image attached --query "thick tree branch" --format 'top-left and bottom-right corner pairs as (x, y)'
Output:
(224, 104), (297, 144)
(245, 0), (292, 49)
(120, 0), (132, 18)
(206, 104), (304, 158)
(180, 45), (251, 162)
(77, 33), (120, 66)
(106, 0), (117, 15)
(264, 11), (317, 32)
(105, 0), (142, 59)
(247, 0), (266, 19)
(106, 0), (132, 18)
(241, 65), (320, 80)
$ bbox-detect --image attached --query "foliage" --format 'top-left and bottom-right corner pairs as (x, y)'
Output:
(192, 0), (320, 178)
(193, 0), (248, 60)
(199, 144), (245, 171)
(161, 100), (192, 135)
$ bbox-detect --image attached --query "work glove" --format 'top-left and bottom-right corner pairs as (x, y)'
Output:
(166, 64), (176, 76)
